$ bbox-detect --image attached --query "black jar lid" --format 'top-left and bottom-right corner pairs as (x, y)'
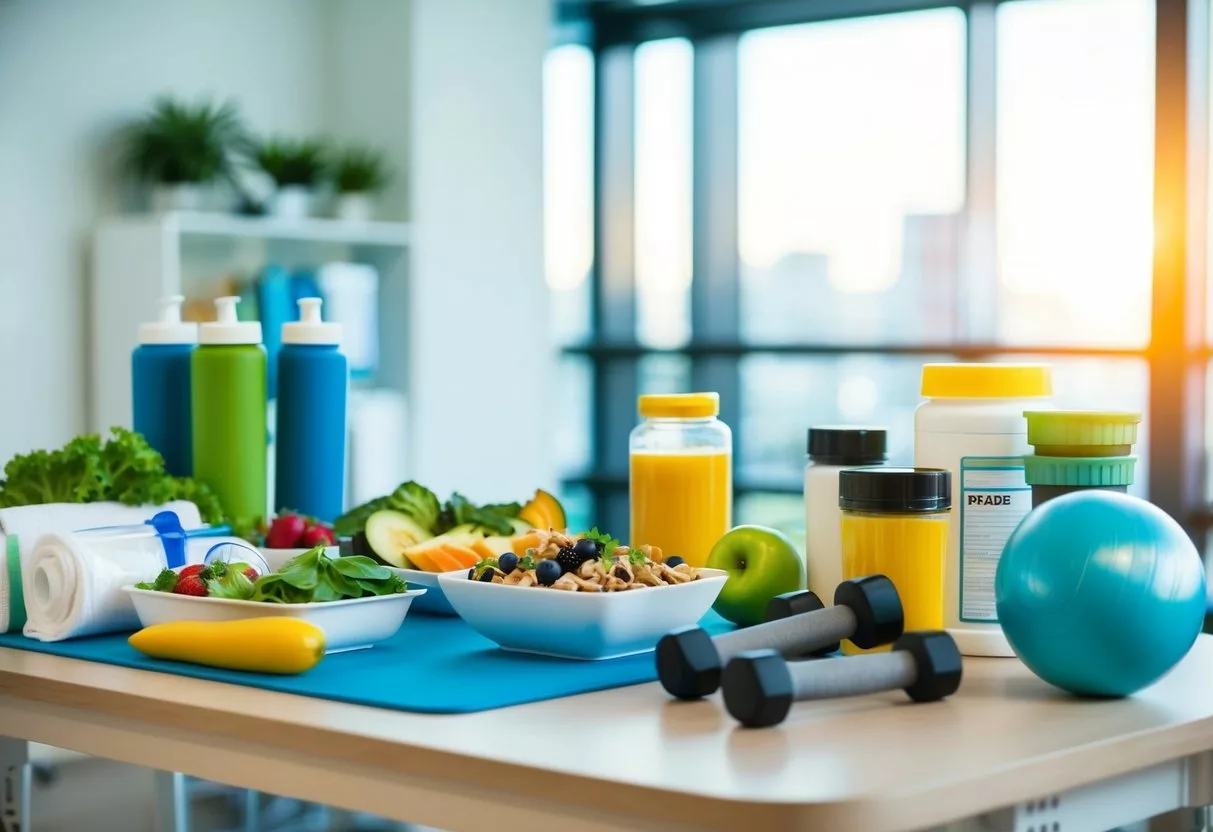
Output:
(838, 467), (952, 512)
(807, 426), (888, 464)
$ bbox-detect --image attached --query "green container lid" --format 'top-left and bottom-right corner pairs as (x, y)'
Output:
(1022, 454), (1138, 487)
(1023, 410), (1141, 457)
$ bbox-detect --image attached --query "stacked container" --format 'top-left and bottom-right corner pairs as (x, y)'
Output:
(1022, 411), (1141, 507)
(913, 362), (1054, 658)
(803, 426), (888, 604)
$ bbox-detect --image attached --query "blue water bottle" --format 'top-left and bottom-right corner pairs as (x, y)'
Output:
(275, 297), (347, 522)
(132, 295), (198, 477)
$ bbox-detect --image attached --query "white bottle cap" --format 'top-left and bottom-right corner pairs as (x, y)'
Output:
(198, 296), (262, 345)
(281, 297), (342, 346)
(138, 295), (198, 345)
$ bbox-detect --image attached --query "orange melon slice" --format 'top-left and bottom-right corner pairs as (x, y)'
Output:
(407, 548), (438, 572)
(511, 532), (542, 556)
(440, 545), (481, 569)
(519, 489), (567, 532)
(425, 549), (464, 573)
(470, 539), (497, 561)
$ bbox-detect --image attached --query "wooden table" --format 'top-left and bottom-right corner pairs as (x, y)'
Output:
(4, 636), (1213, 832)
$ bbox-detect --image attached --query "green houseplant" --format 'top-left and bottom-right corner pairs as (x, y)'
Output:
(122, 96), (246, 212)
(331, 145), (392, 222)
(253, 137), (328, 219)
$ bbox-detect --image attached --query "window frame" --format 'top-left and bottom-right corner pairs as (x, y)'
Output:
(556, 0), (1209, 547)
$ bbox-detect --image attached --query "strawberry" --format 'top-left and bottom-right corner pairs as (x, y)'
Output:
(178, 564), (205, 580)
(173, 575), (208, 597)
(266, 513), (307, 549)
(301, 523), (336, 547)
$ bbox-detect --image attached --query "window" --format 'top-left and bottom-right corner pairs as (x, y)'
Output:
(553, 0), (1205, 548)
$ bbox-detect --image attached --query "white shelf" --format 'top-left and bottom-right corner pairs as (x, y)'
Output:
(107, 211), (411, 248)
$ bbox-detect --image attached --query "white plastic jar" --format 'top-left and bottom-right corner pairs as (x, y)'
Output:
(913, 363), (1053, 658)
(803, 426), (887, 604)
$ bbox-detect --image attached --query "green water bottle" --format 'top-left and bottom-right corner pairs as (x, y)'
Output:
(191, 296), (267, 526)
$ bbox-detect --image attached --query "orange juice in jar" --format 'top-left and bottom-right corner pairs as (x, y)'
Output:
(629, 393), (732, 567)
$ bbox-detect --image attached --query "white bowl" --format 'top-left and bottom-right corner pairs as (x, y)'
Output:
(258, 546), (340, 572)
(437, 567), (728, 660)
(387, 568), (458, 616)
(123, 586), (425, 653)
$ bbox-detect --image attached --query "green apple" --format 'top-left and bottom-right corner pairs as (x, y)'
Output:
(706, 525), (805, 626)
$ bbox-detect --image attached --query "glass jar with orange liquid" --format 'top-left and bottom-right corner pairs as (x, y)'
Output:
(629, 393), (732, 567)
(838, 466), (951, 655)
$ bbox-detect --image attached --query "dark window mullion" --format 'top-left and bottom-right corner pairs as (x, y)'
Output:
(593, 43), (641, 536)
(689, 34), (743, 471)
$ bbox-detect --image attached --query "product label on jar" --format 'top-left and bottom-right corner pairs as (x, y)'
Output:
(959, 456), (1033, 623)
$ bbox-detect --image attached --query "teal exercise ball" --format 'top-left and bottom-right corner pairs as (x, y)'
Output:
(995, 490), (1206, 697)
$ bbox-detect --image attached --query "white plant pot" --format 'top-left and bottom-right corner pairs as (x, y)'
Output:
(334, 192), (375, 223)
(270, 185), (313, 219)
(151, 183), (204, 213)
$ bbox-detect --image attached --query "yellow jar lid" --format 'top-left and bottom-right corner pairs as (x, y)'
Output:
(638, 392), (719, 419)
(920, 363), (1053, 399)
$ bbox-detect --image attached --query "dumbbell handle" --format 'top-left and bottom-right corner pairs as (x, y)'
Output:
(714, 604), (857, 664)
(787, 649), (916, 701)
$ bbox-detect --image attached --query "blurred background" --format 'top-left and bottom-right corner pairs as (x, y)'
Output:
(0, 0), (1208, 828)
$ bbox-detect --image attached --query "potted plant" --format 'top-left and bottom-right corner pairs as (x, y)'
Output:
(331, 145), (392, 222)
(122, 96), (246, 212)
(254, 137), (327, 219)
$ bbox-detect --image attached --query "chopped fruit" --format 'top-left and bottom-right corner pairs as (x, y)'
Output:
(301, 523), (336, 548)
(426, 549), (465, 573)
(665, 556), (685, 568)
(243, 567), (259, 580)
(511, 532), (542, 557)
(406, 548), (438, 572)
(173, 575), (208, 597)
(535, 559), (562, 586)
(178, 564), (205, 581)
(498, 552), (519, 575)
(470, 539), (497, 561)
(438, 545), (481, 570)
(365, 509), (433, 568)
(518, 489), (567, 532)
(266, 513), (307, 549)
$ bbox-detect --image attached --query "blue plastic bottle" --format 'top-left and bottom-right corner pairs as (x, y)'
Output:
(275, 298), (348, 522)
(132, 295), (198, 477)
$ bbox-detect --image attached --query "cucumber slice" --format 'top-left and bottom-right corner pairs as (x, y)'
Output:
(364, 510), (432, 569)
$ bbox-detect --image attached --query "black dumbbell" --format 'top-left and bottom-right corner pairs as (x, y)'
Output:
(656, 575), (903, 700)
(721, 630), (963, 728)
(765, 591), (841, 656)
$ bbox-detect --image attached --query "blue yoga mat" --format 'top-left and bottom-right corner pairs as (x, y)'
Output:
(0, 612), (732, 714)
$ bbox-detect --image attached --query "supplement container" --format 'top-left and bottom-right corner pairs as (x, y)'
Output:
(838, 467), (951, 655)
(132, 295), (197, 477)
(1022, 456), (1137, 507)
(1024, 410), (1141, 457)
(804, 426), (887, 604)
(274, 298), (348, 523)
(629, 393), (732, 568)
(913, 362), (1053, 657)
(191, 297), (268, 527)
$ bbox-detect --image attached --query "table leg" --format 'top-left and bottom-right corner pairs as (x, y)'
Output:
(0, 739), (29, 832)
(153, 770), (189, 832)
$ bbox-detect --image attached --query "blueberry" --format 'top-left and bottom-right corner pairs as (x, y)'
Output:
(498, 552), (519, 575)
(572, 538), (602, 560)
(467, 567), (475, 580)
(479, 568), (497, 583)
(536, 559), (562, 586)
(666, 556), (685, 568)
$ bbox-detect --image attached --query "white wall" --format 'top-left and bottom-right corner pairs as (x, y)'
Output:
(407, 0), (555, 501)
(0, 0), (555, 504)
(0, 0), (331, 463)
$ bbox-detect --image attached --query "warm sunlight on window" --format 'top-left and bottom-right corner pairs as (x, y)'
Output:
(543, 44), (595, 293)
(996, 0), (1154, 347)
(635, 38), (694, 348)
(737, 10), (965, 295)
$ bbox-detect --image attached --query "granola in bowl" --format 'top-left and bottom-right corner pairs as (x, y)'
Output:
(467, 528), (701, 592)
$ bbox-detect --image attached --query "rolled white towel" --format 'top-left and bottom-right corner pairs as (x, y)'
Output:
(0, 501), (204, 634)
(22, 531), (249, 642)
